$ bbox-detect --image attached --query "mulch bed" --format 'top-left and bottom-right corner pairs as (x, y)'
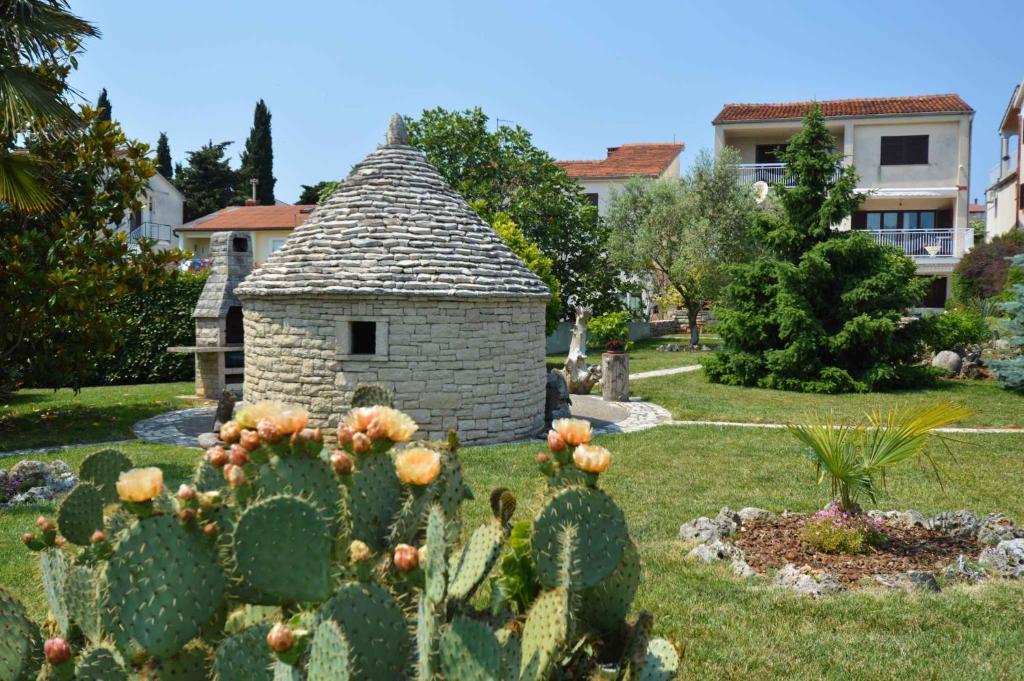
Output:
(734, 515), (977, 586)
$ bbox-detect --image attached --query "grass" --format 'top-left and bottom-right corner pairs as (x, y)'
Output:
(634, 369), (1024, 428)
(0, 382), (197, 452)
(546, 333), (720, 374)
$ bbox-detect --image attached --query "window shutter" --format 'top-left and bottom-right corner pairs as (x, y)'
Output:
(908, 136), (929, 164)
(880, 137), (900, 165)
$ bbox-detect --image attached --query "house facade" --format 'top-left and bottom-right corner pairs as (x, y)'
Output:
(713, 94), (974, 308)
(986, 80), (1023, 240)
(115, 171), (183, 252)
(556, 142), (684, 216)
(175, 204), (315, 266)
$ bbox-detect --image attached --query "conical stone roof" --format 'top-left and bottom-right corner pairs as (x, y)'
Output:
(235, 114), (550, 300)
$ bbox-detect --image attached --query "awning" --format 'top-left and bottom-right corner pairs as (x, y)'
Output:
(855, 187), (959, 198)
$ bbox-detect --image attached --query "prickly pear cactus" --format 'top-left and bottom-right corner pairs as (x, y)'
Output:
(351, 383), (394, 408)
(75, 647), (127, 681)
(0, 587), (41, 681)
(78, 448), (133, 502)
(56, 482), (104, 545)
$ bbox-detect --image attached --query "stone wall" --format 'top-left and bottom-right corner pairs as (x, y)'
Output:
(649, 319), (680, 336)
(242, 295), (547, 445)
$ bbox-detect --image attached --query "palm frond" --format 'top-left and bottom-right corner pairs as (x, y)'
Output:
(862, 401), (973, 473)
(787, 413), (872, 507)
(0, 65), (78, 136)
(0, 150), (51, 210)
(0, 0), (99, 63)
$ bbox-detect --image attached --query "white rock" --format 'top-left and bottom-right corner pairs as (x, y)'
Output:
(731, 559), (758, 578)
(738, 507), (776, 524)
(931, 350), (962, 376)
(687, 540), (743, 564)
(774, 564), (844, 597)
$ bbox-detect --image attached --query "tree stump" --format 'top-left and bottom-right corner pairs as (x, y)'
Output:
(602, 353), (629, 402)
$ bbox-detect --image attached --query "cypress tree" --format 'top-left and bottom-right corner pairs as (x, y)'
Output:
(156, 132), (173, 179)
(237, 99), (275, 204)
(96, 88), (112, 122)
(174, 141), (239, 222)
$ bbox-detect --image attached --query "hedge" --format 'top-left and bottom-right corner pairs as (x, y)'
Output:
(90, 270), (207, 385)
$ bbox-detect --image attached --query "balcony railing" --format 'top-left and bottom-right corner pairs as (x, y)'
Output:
(989, 155), (1019, 188)
(737, 163), (842, 186)
(859, 228), (974, 259)
(128, 222), (173, 244)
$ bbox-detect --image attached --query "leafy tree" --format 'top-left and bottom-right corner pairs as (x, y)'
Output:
(406, 107), (628, 314)
(952, 229), (1024, 301)
(605, 149), (756, 346)
(990, 254), (1024, 391)
(0, 0), (99, 211)
(237, 99), (275, 205)
(155, 131), (172, 179)
(491, 211), (561, 335)
(298, 180), (338, 204)
(175, 140), (239, 221)
(0, 106), (182, 393)
(95, 87), (111, 121)
(705, 105), (931, 393)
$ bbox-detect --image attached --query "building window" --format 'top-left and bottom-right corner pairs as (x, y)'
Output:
(755, 144), (788, 164)
(270, 238), (286, 253)
(880, 135), (929, 165)
(854, 210), (949, 231)
(350, 321), (376, 355)
(232, 237), (248, 252)
(584, 193), (599, 207)
(337, 317), (388, 360)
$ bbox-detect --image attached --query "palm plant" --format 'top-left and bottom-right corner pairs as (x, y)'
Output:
(788, 402), (973, 513)
(0, 0), (98, 210)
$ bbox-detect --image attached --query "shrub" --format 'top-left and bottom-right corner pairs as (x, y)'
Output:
(491, 211), (561, 336)
(920, 305), (992, 353)
(952, 229), (1024, 301)
(589, 311), (632, 350)
(991, 254), (1024, 392)
(801, 503), (888, 554)
(12, 407), (679, 680)
(89, 270), (207, 385)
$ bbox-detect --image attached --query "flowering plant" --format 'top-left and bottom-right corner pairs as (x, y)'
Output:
(800, 503), (888, 554)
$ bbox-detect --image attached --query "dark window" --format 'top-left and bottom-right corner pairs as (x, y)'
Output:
(755, 144), (788, 164)
(584, 193), (599, 207)
(880, 135), (928, 165)
(853, 210), (946, 231)
(232, 237), (248, 252)
(920, 276), (948, 308)
(225, 306), (244, 344)
(350, 321), (376, 355)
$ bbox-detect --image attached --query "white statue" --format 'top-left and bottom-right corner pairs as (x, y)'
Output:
(559, 307), (601, 394)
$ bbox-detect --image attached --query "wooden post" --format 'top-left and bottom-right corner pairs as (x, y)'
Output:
(602, 352), (629, 402)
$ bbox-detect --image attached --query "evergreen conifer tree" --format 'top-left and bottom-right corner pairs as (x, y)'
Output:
(174, 141), (239, 221)
(156, 132), (173, 179)
(237, 99), (275, 204)
(991, 254), (1024, 391)
(96, 88), (112, 122)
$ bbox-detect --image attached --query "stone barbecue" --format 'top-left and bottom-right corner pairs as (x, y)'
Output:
(235, 114), (550, 444)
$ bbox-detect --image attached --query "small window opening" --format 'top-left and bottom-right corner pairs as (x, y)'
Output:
(350, 321), (377, 355)
(232, 237), (248, 252)
(225, 306), (244, 345)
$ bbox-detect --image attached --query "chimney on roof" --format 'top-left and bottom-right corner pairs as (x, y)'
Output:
(606, 146), (620, 157)
(244, 198), (258, 206)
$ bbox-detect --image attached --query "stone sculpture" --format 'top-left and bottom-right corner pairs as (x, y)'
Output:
(560, 307), (602, 394)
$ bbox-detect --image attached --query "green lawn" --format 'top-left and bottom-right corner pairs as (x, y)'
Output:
(634, 369), (1024, 428)
(0, 382), (196, 452)
(546, 333), (720, 374)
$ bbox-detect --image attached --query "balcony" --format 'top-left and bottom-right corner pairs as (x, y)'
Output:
(737, 163), (842, 187)
(860, 228), (974, 260)
(989, 155), (1019, 188)
(128, 222), (173, 244)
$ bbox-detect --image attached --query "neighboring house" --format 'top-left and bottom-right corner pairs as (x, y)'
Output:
(114, 171), (183, 252)
(968, 200), (987, 236)
(985, 79), (1023, 240)
(713, 93), (974, 308)
(556, 142), (684, 216)
(175, 204), (315, 265)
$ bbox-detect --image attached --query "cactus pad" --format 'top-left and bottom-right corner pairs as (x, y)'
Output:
(78, 448), (133, 502)
(57, 482), (105, 545)
(214, 625), (275, 681)
(0, 588), (41, 681)
(496, 629), (521, 681)
(273, 661), (303, 681)
(580, 540), (640, 632)
(439, 616), (502, 681)
(351, 383), (393, 408)
(225, 605), (281, 635)
(192, 458), (225, 493)
(307, 620), (351, 681)
(633, 638), (679, 681)
(75, 648), (127, 681)
(348, 452), (401, 551)
(66, 564), (103, 644)
(436, 452), (473, 544)
(105, 514), (226, 658)
(518, 587), (569, 681)
(254, 457), (343, 529)
(447, 522), (503, 601)
(317, 582), (412, 681)
(232, 495), (332, 603)
(40, 547), (70, 636)
(425, 504), (447, 605)
(532, 487), (627, 589)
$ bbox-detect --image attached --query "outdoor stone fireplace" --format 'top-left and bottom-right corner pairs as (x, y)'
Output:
(235, 114), (550, 444)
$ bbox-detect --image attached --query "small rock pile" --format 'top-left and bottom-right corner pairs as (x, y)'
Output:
(930, 348), (994, 380)
(0, 460), (77, 508)
(655, 344), (710, 352)
(679, 507), (1024, 597)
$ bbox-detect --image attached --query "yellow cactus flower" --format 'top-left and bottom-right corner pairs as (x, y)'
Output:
(116, 467), (164, 502)
(552, 418), (593, 447)
(394, 448), (442, 486)
(573, 444), (611, 474)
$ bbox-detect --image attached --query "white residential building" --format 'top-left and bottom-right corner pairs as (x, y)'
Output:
(713, 94), (974, 308)
(556, 142), (684, 216)
(113, 171), (184, 251)
(986, 80), (1023, 240)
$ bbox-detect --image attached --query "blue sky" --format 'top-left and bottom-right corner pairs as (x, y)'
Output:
(70, 0), (1020, 205)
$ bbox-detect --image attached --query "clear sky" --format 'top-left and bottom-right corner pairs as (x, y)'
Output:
(69, 0), (1020, 206)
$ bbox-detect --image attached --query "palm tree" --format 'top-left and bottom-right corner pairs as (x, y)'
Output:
(0, 0), (98, 210)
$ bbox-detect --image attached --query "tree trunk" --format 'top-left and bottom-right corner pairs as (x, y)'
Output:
(687, 304), (701, 347)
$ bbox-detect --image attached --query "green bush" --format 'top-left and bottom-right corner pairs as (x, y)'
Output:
(491, 211), (561, 336)
(90, 270), (207, 385)
(588, 311), (631, 350)
(952, 229), (1024, 302)
(921, 306), (992, 353)
(800, 504), (887, 554)
(991, 254), (1024, 392)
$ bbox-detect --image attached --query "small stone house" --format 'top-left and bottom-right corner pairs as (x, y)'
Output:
(235, 114), (550, 444)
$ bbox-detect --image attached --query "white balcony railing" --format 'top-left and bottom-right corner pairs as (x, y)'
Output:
(861, 228), (974, 259)
(128, 222), (173, 244)
(737, 163), (842, 186)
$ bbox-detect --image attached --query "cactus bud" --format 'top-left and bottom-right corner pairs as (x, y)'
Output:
(352, 432), (371, 454)
(547, 430), (566, 453)
(349, 539), (371, 563)
(393, 543), (419, 572)
(229, 444), (250, 466)
(90, 530), (106, 545)
(202, 522), (218, 538)
(223, 463), (247, 487)
(179, 508), (196, 523)
(22, 532), (35, 546)
(536, 452), (550, 465)
(198, 490), (223, 509)
(206, 445), (229, 468)
(336, 424), (354, 445)
(266, 623), (294, 653)
(366, 418), (386, 441)
(44, 637), (72, 666)
(54, 535), (66, 548)
(417, 545), (428, 566)
(239, 429), (260, 452)
(330, 450), (353, 475)
(257, 418), (284, 444)
(219, 420), (242, 443)
(36, 516), (55, 533)
(177, 484), (196, 501)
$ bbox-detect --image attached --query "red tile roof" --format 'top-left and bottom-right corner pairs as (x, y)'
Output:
(556, 143), (684, 179)
(181, 204), (316, 231)
(969, 203), (986, 214)
(713, 94), (973, 124)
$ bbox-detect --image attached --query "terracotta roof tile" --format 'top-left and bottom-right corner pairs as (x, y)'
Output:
(713, 94), (973, 124)
(181, 204), (316, 231)
(556, 143), (683, 179)
(969, 203), (986, 213)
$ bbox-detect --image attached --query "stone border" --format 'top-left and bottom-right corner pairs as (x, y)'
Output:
(131, 407), (213, 448)
(593, 398), (673, 435)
